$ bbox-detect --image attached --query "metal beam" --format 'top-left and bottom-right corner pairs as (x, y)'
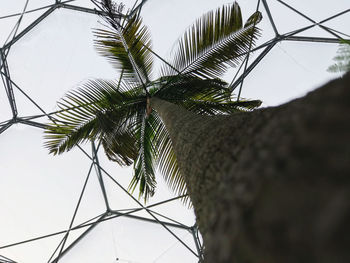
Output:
(146, 208), (190, 229)
(191, 225), (204, 262)
(285, 36), (347, 44)
(92, 141), (112, 212)
(0, 0), (75, 20)
(236, 0), (262, 101)
(0, 193), (191, 251)
(75, 142), (200, 257)
(98, 165), (199, 257)
(3, 6), (57, 51)
(109, 194), (190, 229)
(276, 0), (342, 39)
(60, 3), (125, 18)
(50, 208), (193, 263)
(229, 13), (347, 93)
(0, 52), (17, 117)
(50, 213), (108, 263)
(128, 0), (149, 18)
(11, 114), (46, 122)
(319, 8), (350, 24)
(0, 254), (17, 263)
(261, 0), (279, 36)
(0, 121), (13, 134)
(16, 119), (47, 129)
(48, 160), (95, 263)
(110, 210), (191, 230)
(230, 42), (277, 92)
(0, 71), (54, 122)
(0, 213), (106, 250)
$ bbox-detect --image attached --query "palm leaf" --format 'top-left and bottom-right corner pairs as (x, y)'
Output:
(44, 79), (144, 166)
(182, 98), (262, 115)
(153, 113), (188, 202)
(327, 39), (350, 73)
(94, 14), (153, 85)
(153, 75), (230, 102)
(128, 112), (158, 201)
(164, 3), (261, 79)
(244, 9), (263, 28)
(101, 130), (138, 166)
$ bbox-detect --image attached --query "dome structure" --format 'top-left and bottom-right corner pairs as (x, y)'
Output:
(0, 0), (348, 262)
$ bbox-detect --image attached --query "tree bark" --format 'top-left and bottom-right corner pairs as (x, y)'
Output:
(150, 73), (350, 263)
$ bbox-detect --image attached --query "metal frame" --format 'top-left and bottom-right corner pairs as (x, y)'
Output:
(0, 0), (349, 262)
(0, 255), (17, 263)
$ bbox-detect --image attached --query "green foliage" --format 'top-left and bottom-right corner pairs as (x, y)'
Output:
(94, 14), (153, 84)
(328, 39), (350, 74)
(163, 3), (261, 79)
(45, 2), (262, 202)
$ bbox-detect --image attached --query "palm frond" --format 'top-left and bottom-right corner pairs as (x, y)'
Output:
(44, 79), (144, 166)
(151, 114), (189, 203)
(244, 10), (263, 28)
(153, 75), (230, 102)
(182, 98), (262, 115)
(128, 112), (158, 201)
(101, 120), (138, 166)
(138, 112), (190, 205)
(327, 39), (350, 73)
(163, 3), (261, 79)
(94, 14), (153, 85)
(153, 75), (261, 114)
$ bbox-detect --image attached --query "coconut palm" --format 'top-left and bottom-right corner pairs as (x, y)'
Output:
(44, 1), (262, 202)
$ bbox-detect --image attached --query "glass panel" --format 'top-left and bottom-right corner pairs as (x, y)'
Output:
(66, 0), (96, 9)
(282, 0), (349, 21)
(0, 0), (53, 46)
(26, 0), (54, 11)
(0, 233), (67, 263)
(7, 8), (116, 117)
(15, 7), (53, 38)
(265, 0), (349, 35)
(0, 16), (19, 46)
(294, 26), (340, 38)
(239, 41), (343, 106)
(0, 0), (28, 17)
(96, 148), (196, 226)
(261, 0), (313, 35)
(60, 216), (198, 263)
(0, 124), (101, 254)
(322, 12), (350, 38)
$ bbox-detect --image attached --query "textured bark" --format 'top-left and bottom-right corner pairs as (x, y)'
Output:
(151, 73), (350, 263)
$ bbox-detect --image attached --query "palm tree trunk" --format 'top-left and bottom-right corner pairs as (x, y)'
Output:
(150, 73), (350, 263)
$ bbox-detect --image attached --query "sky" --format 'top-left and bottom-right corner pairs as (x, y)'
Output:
(0, 0), (348, 262)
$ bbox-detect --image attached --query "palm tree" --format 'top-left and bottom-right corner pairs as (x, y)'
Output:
(45, 1), (261, 201)
(44, 1), (350, 262)
(44, 0), (261, 260)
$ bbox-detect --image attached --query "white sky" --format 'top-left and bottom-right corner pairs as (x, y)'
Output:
(0, 0), (349, 262)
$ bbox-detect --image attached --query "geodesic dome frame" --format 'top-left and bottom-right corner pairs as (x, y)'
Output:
(0, 0), (349, 262)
